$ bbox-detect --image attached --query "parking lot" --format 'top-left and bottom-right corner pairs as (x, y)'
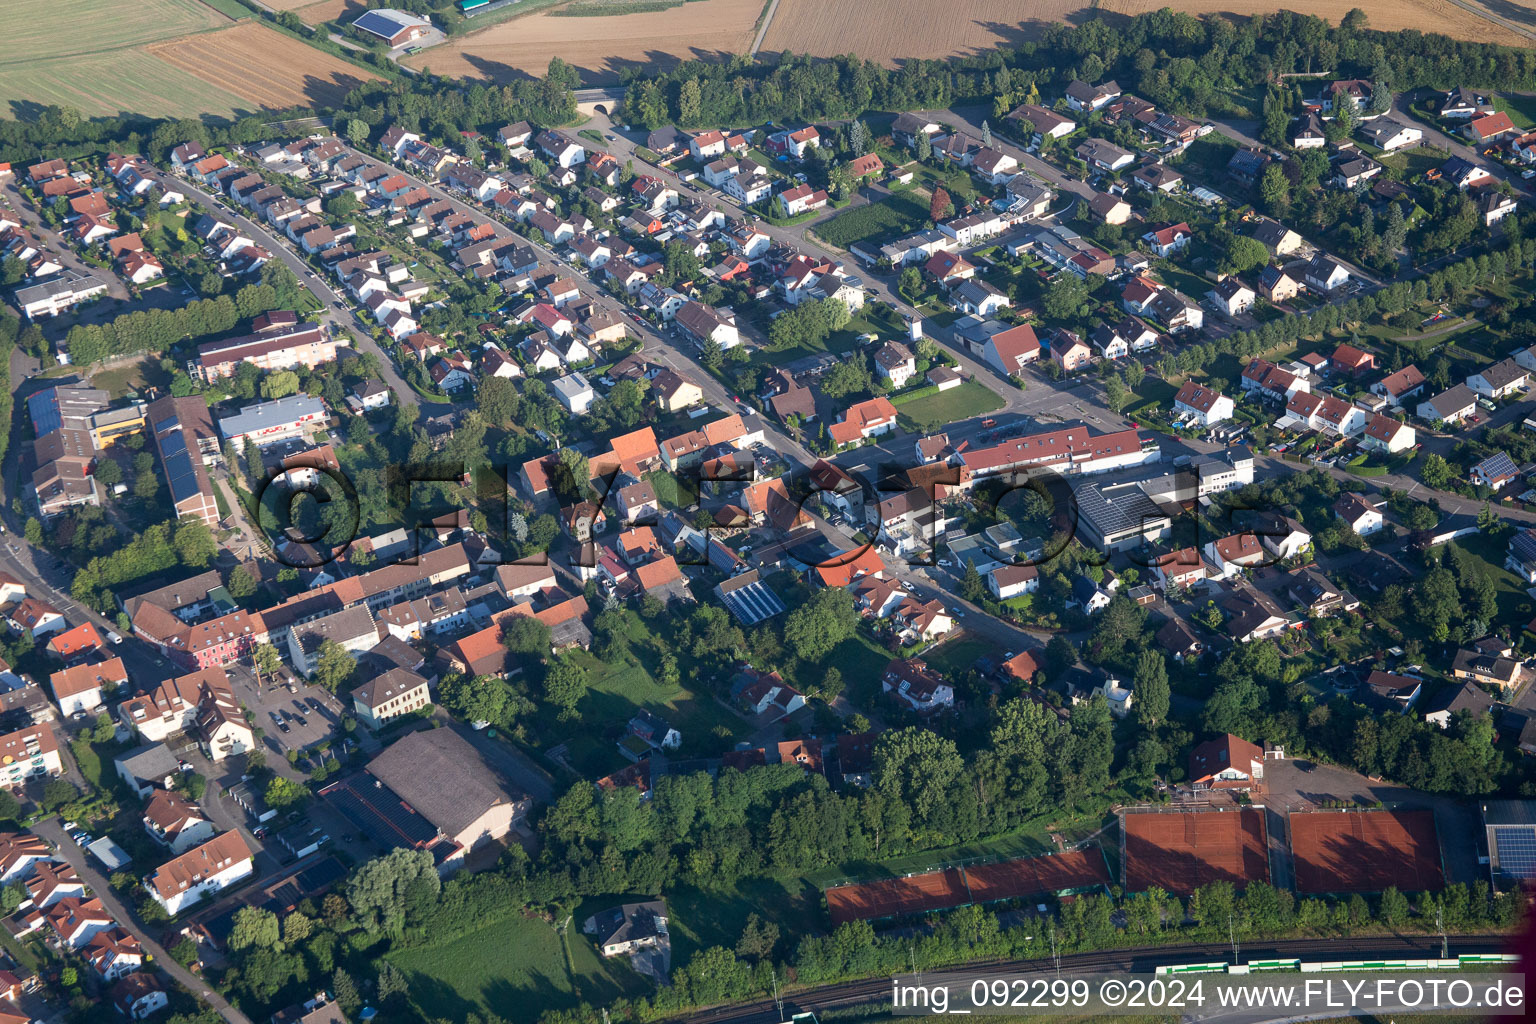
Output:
(224, 663), (348, 758)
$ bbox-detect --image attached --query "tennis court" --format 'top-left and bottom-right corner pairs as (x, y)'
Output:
(824, 848), (1112, 925)
(1122, 809), (1270, 895)
(1289, 809), (1445, 894)
(965, 848), (1110, 902)
(825, 867), (970, 925)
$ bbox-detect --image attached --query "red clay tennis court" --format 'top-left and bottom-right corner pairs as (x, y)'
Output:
(1289, 810), (1444, 894)
(965, 849), (1110, 903)
(1122, 809), (1270, 895)
(825, 867), (969, 926)
(824, 849), (1112, 925)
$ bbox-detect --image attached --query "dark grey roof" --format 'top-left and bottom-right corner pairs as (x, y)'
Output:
(366, 728), (527, 839)
(1485, 800), (1536, 827)
(589, 900), (667, 947)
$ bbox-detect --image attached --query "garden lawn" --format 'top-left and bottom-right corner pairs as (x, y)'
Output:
(813, 191), (930, 249)
(894, 380), (1004, 433)
(553, 651), (750, 776)
(1446, 533), (1533, 628)
(823, 630), (899, 707)
(1178, 133), (1243, 178)
(921, 635), (994, 677)
(388, 912), (647, 1024)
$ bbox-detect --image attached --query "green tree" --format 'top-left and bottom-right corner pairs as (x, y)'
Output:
(253, 643), (283, 684)
(783, 587), (858, 661)
(264, 776), (309, 811)
(1134, 649), (1170, 728)
(544, 654), (588, 718)
(1042, 273), (1089, 320)
(227, 564), (257, 600)
(229, 906), (281, 952)
(311, 639), (357, 693)
(94, 459), (122, 490)
(1259, 162), (1290, 216)
(960, 559), (986, 602)
(1421, 453), (1454, 490)
(174, 519), (217, 567)
(346, 848), (440, 934)
(262, 370), (300, 400)
(23, 518), (43, 546)
(503, 614), (552, 654)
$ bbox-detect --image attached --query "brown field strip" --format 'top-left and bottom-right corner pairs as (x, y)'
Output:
(401, 0), (762, 83)
(147, 22), (381, 112)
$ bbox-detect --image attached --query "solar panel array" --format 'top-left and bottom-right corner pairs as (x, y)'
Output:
(1491, 825), (1536, 881)
(722, 580), (785, 625)
(323, 772), (440, 851)
(159, 430), (205, 505)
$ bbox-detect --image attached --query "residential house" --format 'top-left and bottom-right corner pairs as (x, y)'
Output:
(1333, 492), (1384, 535)
(881, 658), (954, 713)
(1076, 138), (1134, 172)
(1142, 222), (1192, 257)
(1467, 358), (1528, 399)
(1471, 451), (1521, 491)
(1206, 278), (1255, 318)
(144, 831), (255, 916)
(1417, 383), (1478, 425)
(1372, 365), (1426, 407)
(1065, 80), (1121, 112)
(1188, 733), (1264, 792)
(1173, 382), (1233, 426)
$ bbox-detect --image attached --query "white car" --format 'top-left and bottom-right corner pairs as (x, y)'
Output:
(104, 630), (122, 645)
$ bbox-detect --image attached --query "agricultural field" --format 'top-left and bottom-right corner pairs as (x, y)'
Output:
(148, 22), (383, 112)
(401, 0), (763, 83)
(760, 0), (1090, 64)
(0, 0), (380, 119)
(291, 0), (368, 25)
(0, 0), (239, 118)
(0, 49), (252, 121)
(387, 912), (648, 1023)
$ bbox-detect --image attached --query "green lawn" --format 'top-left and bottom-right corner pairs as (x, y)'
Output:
(921, 636), (994, 677)
(812, 191), (930, 249)
(1495, 94), (1536, 132)
(823, 630), (899, 707)
(894, 380), (1005, 433)
(1177, 133), (1243, 179)
(388, 912), (647, 1024)
(1445, 533), (1535, 628)
(548, 651), (750, 776)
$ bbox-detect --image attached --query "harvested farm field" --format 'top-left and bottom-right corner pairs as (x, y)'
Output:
(292, 0), (369, 25)
(1096, 0), (1528, 46)
(0, 0), (241, 119)
(760, 0), (1096, 63)
(147, 22), (382, 112)
(401, 0), (764, 83)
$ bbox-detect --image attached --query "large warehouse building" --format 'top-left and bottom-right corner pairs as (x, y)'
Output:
(322, 727), (531, 872)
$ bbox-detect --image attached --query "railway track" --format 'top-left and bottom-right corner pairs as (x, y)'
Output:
(677, 934), (1514, 1024)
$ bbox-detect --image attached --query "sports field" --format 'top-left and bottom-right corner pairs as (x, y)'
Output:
(1121, 809), (1270, 895)
(824, 849), (1109, 925)
(1289, 809), (1445, 894)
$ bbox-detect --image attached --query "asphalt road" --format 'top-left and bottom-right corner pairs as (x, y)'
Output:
(149, 165), (419, 408)
(33, 817), (256, 1024)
